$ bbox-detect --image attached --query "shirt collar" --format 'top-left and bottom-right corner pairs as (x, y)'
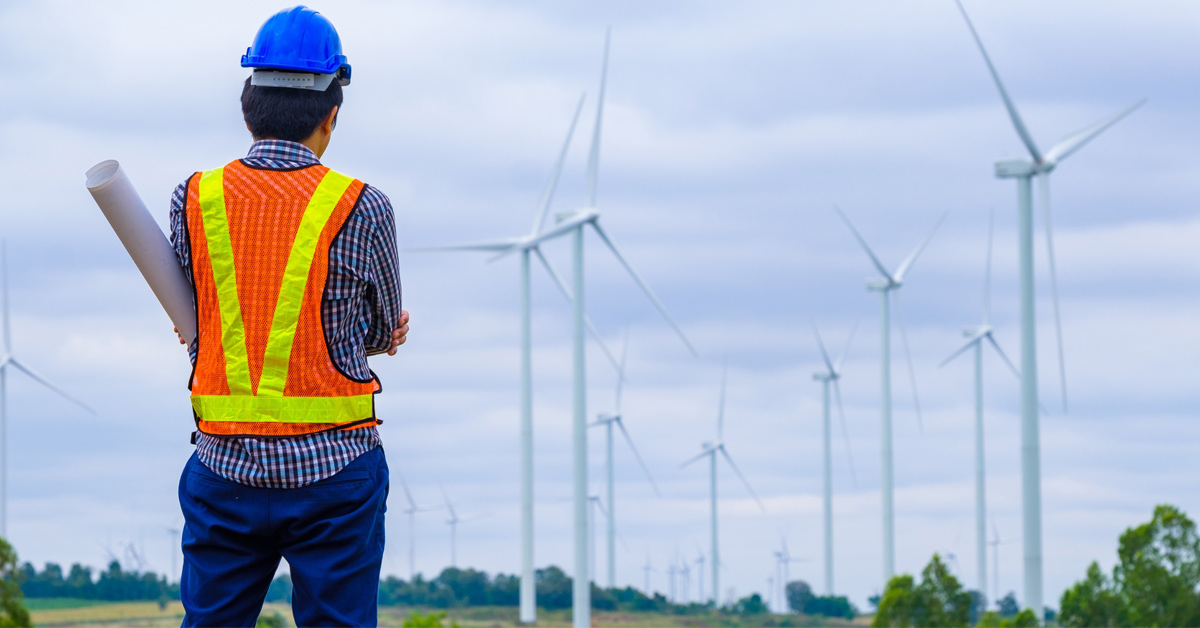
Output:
(245, 139), (320, 166)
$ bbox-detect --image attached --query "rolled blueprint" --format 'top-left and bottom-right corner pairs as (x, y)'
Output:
(86, 160), (197, 343)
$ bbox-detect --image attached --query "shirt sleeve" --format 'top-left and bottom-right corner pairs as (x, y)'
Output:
(168, 178), (199, 364)
(359, 185), (402, 356)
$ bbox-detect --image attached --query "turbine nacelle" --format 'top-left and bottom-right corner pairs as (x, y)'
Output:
(867, 278), (900, 292)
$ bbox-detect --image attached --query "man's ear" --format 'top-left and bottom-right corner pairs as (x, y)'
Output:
(324, 106), (339, 134)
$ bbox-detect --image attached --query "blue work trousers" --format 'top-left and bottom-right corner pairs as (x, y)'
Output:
(178, 447), (389, 627)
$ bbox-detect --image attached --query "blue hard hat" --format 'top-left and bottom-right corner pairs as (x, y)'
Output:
(241, 6), (351, 85)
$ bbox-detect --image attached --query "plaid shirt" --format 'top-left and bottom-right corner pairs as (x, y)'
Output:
(169, 140), (401, 488)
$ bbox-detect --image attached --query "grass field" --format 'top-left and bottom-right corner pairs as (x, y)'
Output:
(27, 601), (868, 627)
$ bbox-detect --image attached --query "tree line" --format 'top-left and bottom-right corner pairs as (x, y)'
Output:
(871, 503), (1200, 627)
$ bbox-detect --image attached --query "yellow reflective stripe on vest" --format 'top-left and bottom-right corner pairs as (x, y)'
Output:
(256, 170), (354, 397)
(191, 394), (375, 423)
(197, 167), (253, 396)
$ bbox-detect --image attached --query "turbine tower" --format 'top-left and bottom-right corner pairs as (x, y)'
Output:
(591, 329), (660, 588)
(811, 321), (857, 596)
(940, 211), (1020, 600)
(955, 1), (1144, 613)
(681, 363), (765, 605)
(0, 243), (93, 537)
(834, 207), (945, 583)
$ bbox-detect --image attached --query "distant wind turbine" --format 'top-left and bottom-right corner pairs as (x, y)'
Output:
(811, 321), (857, 596)
(989, 519), (1014, 604)
(681, 362), (765, 605)
(834, 206), (945, 584)
(396, 470), (440, 580)
(591, 328), (659, 588)
(954, 1), (1144, 612)
(773, 534), (804, 613)
(0, 243), (94, 537)
(440, 486), (486, 569)
(940, 210), (1020, 600)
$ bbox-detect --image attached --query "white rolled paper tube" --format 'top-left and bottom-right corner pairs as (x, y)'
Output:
(85, 160), (198, 343)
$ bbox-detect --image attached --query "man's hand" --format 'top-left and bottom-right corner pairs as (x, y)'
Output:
(387, 310), (410, 356)
(174, 327), (187, 346)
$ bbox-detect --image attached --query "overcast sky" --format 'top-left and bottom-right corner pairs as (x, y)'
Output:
(0, 0), (1198, 612)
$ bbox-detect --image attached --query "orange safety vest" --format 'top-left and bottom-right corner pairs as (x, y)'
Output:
(185, 159), (381, 437)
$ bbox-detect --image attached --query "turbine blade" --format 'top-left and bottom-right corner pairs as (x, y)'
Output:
(1039, 175), (1068, 412)
(892, 292), (923, 432)
(8, 359), (95, 415)
(719, 446), (765, 512)
(954, 0), (1043, 163)
(586, 28), (611, 208)
(893, 211), (949, 283)
(589, 221), (698, 357)
(532, 92), (588, 235)
(939, 335), (983, 368)
(811, 321), (835, 375)
(1043, 99), (1146, 166)
(615, 417), (661, 496)
(984, 333), (1021, 380)
(835, 320), (858, 374)
(679, 449), (710, 469)
(832, 379), (857, 487)
(532, 246), (623, 374)
(406, 239), (524, 253)
(984, 208), (995, 325)
(833, 205), (894, 282)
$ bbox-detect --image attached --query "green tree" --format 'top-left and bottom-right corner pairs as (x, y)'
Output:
(1115, 504), (1200, 627)
(872, 554), (971, 627)
(786, 580), (814, 613)
(0, 538), (29, 628)
(731, 592), (768, 615)
(1060, 504), (1200, 628)
(1059, 562), (1122, 627)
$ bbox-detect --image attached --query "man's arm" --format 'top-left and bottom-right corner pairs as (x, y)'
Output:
(358, 185), (405, 356)
(168, 179), (199, 363)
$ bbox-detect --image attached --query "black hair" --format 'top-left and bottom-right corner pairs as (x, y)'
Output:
(241, 76), (343, 142)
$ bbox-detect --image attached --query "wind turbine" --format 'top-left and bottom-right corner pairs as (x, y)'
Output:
(834, 207), (945, 584)
(811, 321), (857, 596)
(681, 363), (765, 606)
(591, 328), (659, 588)
(695, 547), (706, 604)
(954, 2), (1144, 612)
(412, 91), (624, 625)
(486, 30), (698, 628)
(440, 486), (486, 569)
(396, 470), (440, 580)
(774, 534), (804, 612)
(0, 243), (93, 537)
(940, 211), (1021, 601)
(988, 519), (1014, 604)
